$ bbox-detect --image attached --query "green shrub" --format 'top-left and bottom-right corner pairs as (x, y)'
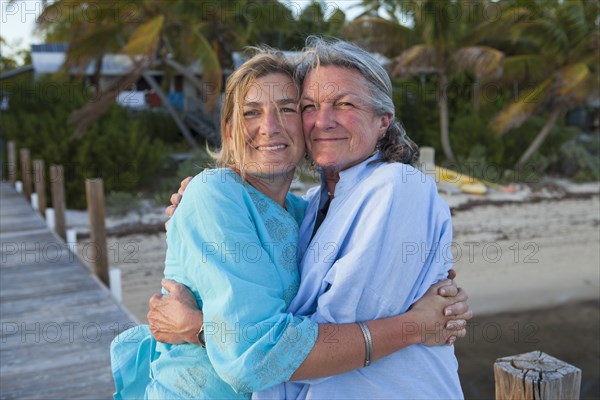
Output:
(393, 74), (581, 183)
(151, 150), (215, 205)
(549, 132), (600, 182)
(393, 76), (440, 152)
(1, 77), (180, 208)
(106, 191), (142, 216)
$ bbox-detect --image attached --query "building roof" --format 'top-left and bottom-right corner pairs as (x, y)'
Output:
(29, 42), (204, 76)
(31, 43), (69, 53)
(31, 43), (137, 75)
(0, 64), (34, 80)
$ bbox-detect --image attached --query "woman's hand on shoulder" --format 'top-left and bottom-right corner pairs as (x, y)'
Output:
(164, 176), (193, 229)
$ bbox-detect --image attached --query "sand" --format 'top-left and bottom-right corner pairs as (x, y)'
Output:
(74, 182), (600, 399)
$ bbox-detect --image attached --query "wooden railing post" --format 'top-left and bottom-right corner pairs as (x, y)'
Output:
(418, 146), (436, 180)
(7, 141), (16, 185)
(20, 148), (32, 201)
(50, 165), (67, 240)
(33, 159), (46, 218)
(85, 178), (109, 287)
(494, 351), (581, 399)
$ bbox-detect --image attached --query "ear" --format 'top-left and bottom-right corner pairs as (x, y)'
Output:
(378, 113), (392, 137)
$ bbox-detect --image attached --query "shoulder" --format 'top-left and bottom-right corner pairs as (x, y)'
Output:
(175, 168), (247, 219)
(169, 169), (250, 237)
(369, 162), (437, 195)
(367, 162), (449, 216)
(185, 168), (245, 199)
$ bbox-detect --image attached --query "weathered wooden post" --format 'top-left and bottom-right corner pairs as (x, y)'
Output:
(33, 159), (46, 217)
(7, 141), (16, 185)
(85, 178), (109, 287)
(20, 148), (32, 201)
(50, 165), (67, 240)
(494, 351), (581, 400)
(418, 146), (436, 180)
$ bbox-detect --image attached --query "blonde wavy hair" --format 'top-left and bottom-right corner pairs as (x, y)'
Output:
(211, 48), (299, 178)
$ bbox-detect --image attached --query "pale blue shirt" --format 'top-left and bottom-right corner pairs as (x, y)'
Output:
(255, 153), (463, 399)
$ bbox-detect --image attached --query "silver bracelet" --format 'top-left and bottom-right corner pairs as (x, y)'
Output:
(357, 321), (372, 367)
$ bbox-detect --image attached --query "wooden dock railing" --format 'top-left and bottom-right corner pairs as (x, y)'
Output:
(0, 181), (136, 397)
(85, 178), (109, 287)
(5, 142), (111, 284)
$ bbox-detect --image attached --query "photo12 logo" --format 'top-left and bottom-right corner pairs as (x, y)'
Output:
(1, 321), (138, 344)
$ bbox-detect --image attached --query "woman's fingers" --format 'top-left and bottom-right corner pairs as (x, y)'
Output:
(148, 293), (163, 309)
(170, 193), (182, 207)
(452, 308), (474, 322)
(178, 176), (193, 195)
(165, 177), (192, 219)
(445, 319), (467, 330)
(453, 328), (467, 339)
(442, 288), (471, 317)
(443, 301), (471, 318)
(428, 279), (452, 294)
(161, 279), (184, 295)
(165, 205), (176, 218)
(444, 326), (468, 345)
(438, 282), (458, 297)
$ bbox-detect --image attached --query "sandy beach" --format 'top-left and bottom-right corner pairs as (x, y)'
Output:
(74, 181), (600, 399)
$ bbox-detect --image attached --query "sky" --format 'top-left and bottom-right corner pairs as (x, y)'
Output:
(0, 0), (363, 63)
(1, 0), (45, 57)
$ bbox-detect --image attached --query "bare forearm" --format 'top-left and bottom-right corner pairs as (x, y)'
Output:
(290, 312), (422, 381)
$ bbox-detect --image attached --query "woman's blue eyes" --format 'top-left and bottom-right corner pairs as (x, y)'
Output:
(243, 108), (297, 117)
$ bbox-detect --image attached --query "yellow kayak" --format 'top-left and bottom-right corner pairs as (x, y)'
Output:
(434, 166), (487, 195)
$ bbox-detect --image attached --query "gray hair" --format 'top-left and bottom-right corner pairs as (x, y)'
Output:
(296, 37), (419, 165)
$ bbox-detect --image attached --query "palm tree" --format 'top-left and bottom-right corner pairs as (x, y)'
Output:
(383, 0), (504, 162)
(0, 36), (28, 72)
(342, 15), (417, 58)
(489, 0), (599, 169)
(36, 1), (249, 148)
(353, 0), (404, 23)
(242, 1), (297, 49)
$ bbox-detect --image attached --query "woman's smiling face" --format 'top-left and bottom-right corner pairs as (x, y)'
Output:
(232, 73), (305, 179)
(300, 65), (390, 173)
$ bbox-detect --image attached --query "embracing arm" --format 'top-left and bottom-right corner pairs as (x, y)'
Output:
(289, 279), (468, 380)
(149, 279), (470, 384)
(149, 278), (468, 346)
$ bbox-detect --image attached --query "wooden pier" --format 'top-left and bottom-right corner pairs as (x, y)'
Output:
(0, 182), (137, 399)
